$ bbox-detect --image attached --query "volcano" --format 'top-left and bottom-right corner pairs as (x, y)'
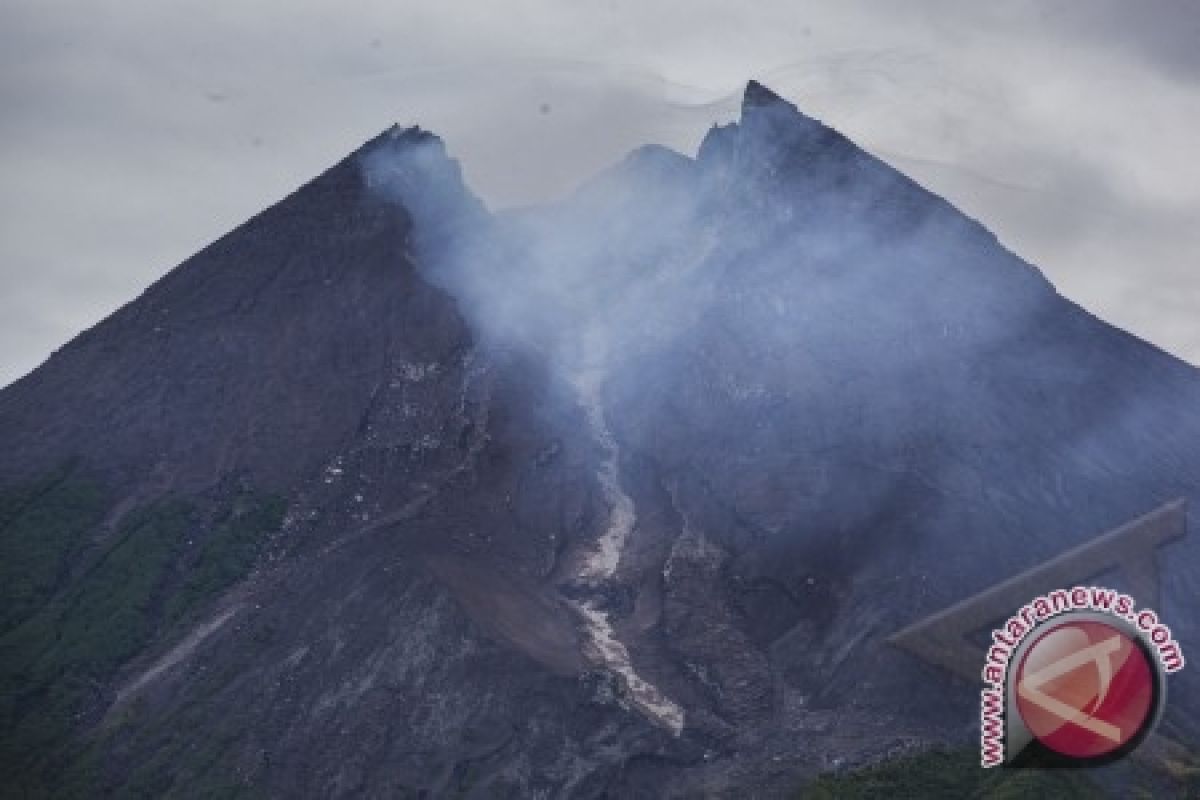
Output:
(2, 81), (1198, 797)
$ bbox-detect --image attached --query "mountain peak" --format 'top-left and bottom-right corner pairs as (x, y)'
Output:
(357, 124), (446, 162)
(697, 80), (823, 169)
(739, 79), (820, 132)
(742, 79), (789, 112)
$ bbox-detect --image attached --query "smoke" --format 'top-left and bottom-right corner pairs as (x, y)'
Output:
(358, 86), (1200, 536)
(357, 82), (1200, 649)
(362, 84), (1064, 425)
(362, 129), (711, 384)
(352, 84), (1200, 740)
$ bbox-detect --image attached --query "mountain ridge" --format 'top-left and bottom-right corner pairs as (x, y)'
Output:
(2, 81), (1198, 797)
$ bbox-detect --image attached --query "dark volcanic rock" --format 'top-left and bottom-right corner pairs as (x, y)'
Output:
(2, 83), (1200, 798)
(0, 128), (471, 497)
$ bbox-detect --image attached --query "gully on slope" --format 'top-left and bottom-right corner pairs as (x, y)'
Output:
(564, 335), (685, 735)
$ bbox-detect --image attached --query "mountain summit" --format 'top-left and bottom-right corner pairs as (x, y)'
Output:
(742, 78), (784, 107)
(2, 81), (1198, 797)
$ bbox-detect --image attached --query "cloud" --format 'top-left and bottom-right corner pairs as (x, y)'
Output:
(0, 0), (1197, 388)
(1038, 0), (1200, 83)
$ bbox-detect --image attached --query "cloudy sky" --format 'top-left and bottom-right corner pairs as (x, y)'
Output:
(2, 1), (1198, 387)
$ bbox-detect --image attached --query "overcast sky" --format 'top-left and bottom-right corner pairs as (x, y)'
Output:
(2, 1), (1198, 387)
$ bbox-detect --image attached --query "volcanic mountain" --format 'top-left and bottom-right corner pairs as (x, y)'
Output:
(2, 82), (1199, 797)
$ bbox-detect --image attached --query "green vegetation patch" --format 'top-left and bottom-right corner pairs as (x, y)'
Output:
(0, 470), (107, 636)
(165, 494), (286, 626)
(0, 473), (285, 796)
(798, 748), (1099, 800)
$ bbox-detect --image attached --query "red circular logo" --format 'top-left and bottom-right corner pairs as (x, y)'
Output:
(1014, 618), (1156, 760)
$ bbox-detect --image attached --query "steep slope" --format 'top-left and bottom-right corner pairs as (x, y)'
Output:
(0, 125), (686, 798)
(0, 127), (469, 497)
(2, 83), (1199, 798)
(571, 83), (1200, 791)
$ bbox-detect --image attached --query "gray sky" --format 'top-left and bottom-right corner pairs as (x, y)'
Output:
(2, 1), (1198, 388)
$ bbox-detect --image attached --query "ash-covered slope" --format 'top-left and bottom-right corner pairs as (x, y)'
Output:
(0, 127), (469, 496)
(2, 83), (1199, 798)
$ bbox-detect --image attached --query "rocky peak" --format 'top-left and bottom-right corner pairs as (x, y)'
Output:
(4, 80), (1200, 799)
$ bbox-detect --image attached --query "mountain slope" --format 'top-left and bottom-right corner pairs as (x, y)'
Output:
(0, 127), (468, 496)
(2, 83), (1198, 798)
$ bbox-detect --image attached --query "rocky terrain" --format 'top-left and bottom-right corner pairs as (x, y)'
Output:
(1, 81), (1199, 797)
